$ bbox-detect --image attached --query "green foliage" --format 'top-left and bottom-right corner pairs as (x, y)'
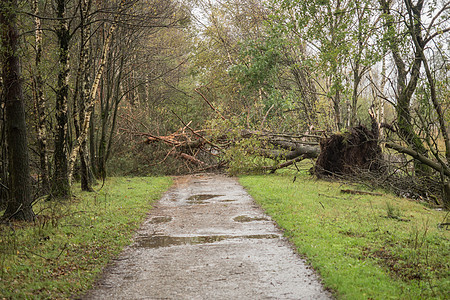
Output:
(267, 0), (385, 130)
(228, 36), (293, 125)
(229, 37), (281, 93)
(240, 172), (449, 299)
(0, 177), (172, 299)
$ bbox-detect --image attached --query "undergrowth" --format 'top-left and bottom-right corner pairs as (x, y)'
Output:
(0, 177), (172, 299)
(240, 170), (449, 299)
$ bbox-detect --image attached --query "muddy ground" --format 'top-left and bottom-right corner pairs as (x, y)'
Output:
(81, 174), (333, 299)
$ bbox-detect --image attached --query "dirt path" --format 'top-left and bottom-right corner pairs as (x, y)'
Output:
(82, 174), (333, 299)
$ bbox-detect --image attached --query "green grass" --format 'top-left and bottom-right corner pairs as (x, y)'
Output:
(240, 172), (449, 299)
(0, 177), (172, 299)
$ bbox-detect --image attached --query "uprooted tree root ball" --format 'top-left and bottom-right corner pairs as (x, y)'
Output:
(314, 124), (383, 177)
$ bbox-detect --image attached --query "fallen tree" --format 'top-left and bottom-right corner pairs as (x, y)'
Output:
(138, 101), (382, 174)
(141, 119), (385, 177)
(119, 88), (449, 204)
(122, 113), (448, 205)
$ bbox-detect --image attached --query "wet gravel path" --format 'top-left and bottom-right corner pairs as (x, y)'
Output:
(82, 174), (333, 299)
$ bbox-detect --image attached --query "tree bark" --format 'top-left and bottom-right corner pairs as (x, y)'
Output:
(73, 0), (94, 191)
(380, 0), (427, 168)
(32, 0), (50, 194)
(259, 144), (319, 160)
(51, 0), (71, 199)
(0, 100), (7, 208)
(98, 54), (124, 179)
(68, 11), (118, 182)
(333, 88), (342, 131)
(404, 0), (450, 165)
(0, 0), (35, 221)
(97, 47), (114, 180)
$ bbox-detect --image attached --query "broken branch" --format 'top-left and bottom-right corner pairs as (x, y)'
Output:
(194, 87), (226, 120)
(385, 142), (450, 177)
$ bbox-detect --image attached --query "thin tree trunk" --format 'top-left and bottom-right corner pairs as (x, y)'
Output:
(105, 56), (124, 164)
(32, 0), (50, 194)
(89, 109), (98, 177)
(404, 0), (450, 164)
(380, 0), (427, 174)
(350, 63), (361, 127)
(0, 0), (35, 221)
(68, 18), (118, 182)
(0, 105), (7, 208)
(97, 54), (124, 178)
(74, 0), (94, 191)
(51, 0), (71, 199)
(333, 88), (342, 131)
(379, 55), (386, 139)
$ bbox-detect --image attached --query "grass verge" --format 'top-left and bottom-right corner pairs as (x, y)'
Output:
(240, 171), (449, 299)
(0, 177), (172, 299)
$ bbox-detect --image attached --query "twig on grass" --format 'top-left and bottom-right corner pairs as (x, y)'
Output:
(341, 189), (383, 196)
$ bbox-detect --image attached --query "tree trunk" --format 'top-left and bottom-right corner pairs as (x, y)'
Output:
(290, 63), (318, 126)
(74, 0), (94, 191)
(378, 55), (387, 139)
(0, 0), (35, 221)
(0, 106), (7, 209)
(333, 88), (342, 131)
(32, 0), (50, 194)
(97, 49), (113, 179)
(404, 0), (450, 165)
(68, 17), (118, 182)
(350, 66), (359, 127)
(380, 0), (428, 174)
(51, 0), (71, 199)
(89, 109), (98, 177)
(104, 56), (124, 167)
(385, 142), (450, 177)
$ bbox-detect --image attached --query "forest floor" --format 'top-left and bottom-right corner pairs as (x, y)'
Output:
(81, 174), (333, 299)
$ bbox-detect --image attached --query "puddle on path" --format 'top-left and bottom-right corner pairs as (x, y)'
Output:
(233, 215), (269, 222)
(134, 234), (280, 249)
(187, 194), (222, 204)
(149, 216), (173, 224)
